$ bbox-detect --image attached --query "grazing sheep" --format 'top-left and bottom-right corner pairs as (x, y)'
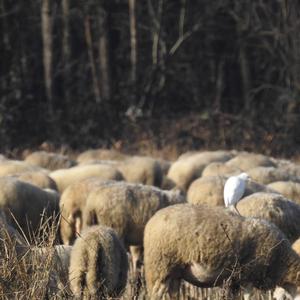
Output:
(0, 160), (48, 177)
(69, 225), (128, 299)
(202, 162), (241, 177)
(273, 238), (300, 300)
(59, 178), (117, 245)
(225, 153), (276, 171)
(237, 192), (300, 242)
(49, 164), (124, 193)
(10, 171), (58, 191)
(247, 166), (300, 185)
(0, 210), (27, 256)
(187, 175), (276, 206)
(267, 181), (300, 205)
(117, 156), (163, 187)
(76, 148), (128, 163)
(0, 177), (59, 239)
(144, 203), (300, 299)
(25, 151), (77, 171)
(167, 151), (234, 191)
(82, 182), (185, 270)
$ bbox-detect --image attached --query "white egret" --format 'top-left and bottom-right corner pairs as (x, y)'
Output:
(223, 172), (250, 214)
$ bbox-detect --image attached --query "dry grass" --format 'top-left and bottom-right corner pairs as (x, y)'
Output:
(0, 216), (277, 299)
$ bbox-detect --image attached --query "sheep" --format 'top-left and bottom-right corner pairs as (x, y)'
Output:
(69, 225), (128, 299)
(167, 151), (234, 191)
(76, 148), (128, 163)
(9, 171), (58, 191)
(82, 182), (185, 271)
(202, 161), (241, 177)
(0, 177), (59, 240)
(0, 160), (48, 177)
(246, 166), (300, 185)
(49, 164), (124, 193)
(0, 210), (27, 257)
(267, 181), (300, 205)
(25, 151), (77, 170)
(143, 203), (300, 299)
(187, 175), (277, 206)
(237, 192), (300, 242)
(177, 150), (234, 161)
(117, 156), (163, 187)
(225, 152), (276, 171)
(273, 238), (300, 299)
(59, 177), (117, 245)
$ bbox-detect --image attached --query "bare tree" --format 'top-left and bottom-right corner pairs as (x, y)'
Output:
(128, 0), (137, 98)
(41, 0), (54, 120)
(62, 0), (71, 104)
(97, 4), (111, 101)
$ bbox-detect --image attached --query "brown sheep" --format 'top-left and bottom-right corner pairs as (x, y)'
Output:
(144, 203), (300, 299)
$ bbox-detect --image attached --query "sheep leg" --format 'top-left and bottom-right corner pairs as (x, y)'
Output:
(151, 279), (171, 300)
(130, 245), (143, 274)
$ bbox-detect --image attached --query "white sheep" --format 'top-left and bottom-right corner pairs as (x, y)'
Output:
(0, 177), (59, 240)
(49, 164), (124, 193)
(237, 192), (300, 242)
(187, 175), (276, 206)
(82, 181), (185, 271)
(76, 148), (128, 163)
(225, 152), (276, 171)
(24, 151), (77, 170)
(69, 225), (128, 299)
(247, 166), (300, 185)
(267, 181), (300, 205)
(202, 161), (241, 177)
(167, 151), (234, 191)
(117, 155), (163, 187)
(59, 178), (117, 245)
(144, 203), (300, 299)
(9, 171), (58, 190)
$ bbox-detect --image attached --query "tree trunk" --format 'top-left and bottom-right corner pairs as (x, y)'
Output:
(41, 0), (54, 120)
(98, 5), (111, 101)
(129, 0), (137, 90)
(84, 15), (102, 103)
(62, 0), (71, 104)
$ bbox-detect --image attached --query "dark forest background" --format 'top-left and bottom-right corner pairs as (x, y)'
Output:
(1, 0), (300, 157)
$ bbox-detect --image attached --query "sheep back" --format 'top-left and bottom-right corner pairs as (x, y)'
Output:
(237, 192), (300, 242)
(83, 182), (185, 246)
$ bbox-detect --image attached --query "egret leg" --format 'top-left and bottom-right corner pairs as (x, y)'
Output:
(230, 205), (241, 216)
